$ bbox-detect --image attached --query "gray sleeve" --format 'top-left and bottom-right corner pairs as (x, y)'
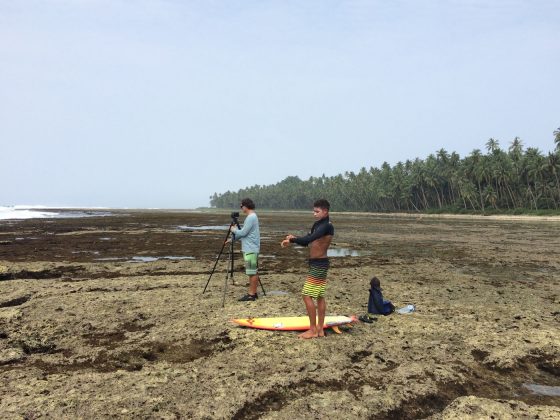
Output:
(233, 214), (255, 240)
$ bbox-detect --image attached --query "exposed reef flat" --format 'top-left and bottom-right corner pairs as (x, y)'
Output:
(1, 210), (559, 418)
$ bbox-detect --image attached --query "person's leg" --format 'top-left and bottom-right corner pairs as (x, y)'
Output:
(240, 253), (258, 299)
(249, 275), (258, 295)
(317, 297), (326, 337)
(299, 295), (318, 339)
(299, 259), (324, 339)
(310, 258), (328, 337)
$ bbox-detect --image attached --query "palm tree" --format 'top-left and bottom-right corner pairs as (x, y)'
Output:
(425, 154), (443, 208)
(459, 180), (478, 210)
(546, 152), (560, 208)
(524, 148), (545, 209)
(509, 137), (523, 155)
(467, 149), (487, 210)
(486, 138), (500, 154)
(410, 159), (429, 209)
(484, 186), (498, 209)
(211, 138), (560, 212)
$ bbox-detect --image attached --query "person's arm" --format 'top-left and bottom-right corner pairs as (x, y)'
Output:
(281, 235), (294, 248)
(232, 214), (255, 240)
(289, 222), (333, 247)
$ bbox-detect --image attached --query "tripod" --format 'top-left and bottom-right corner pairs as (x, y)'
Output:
(203, 218), (266, 307)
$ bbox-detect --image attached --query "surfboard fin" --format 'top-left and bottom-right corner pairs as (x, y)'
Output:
(331, 326), (342, 334)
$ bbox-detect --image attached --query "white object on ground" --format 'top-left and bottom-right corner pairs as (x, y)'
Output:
(397, 304), (416, 314)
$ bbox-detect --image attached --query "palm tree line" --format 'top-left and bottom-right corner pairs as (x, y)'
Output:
(211, 130), (560, 213)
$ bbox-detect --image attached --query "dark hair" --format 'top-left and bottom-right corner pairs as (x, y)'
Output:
(313, 199), (330, 211)
(370, 276), (381, 289)
(241, 198), (255, 210)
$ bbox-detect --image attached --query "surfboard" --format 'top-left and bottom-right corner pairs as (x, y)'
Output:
(231, 315), (357, 332)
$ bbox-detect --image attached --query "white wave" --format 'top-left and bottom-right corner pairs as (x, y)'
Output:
(12, 204), (50, 210)
(11, 205), (111, 210)
(0, 207), (59, 220)
(0, 205), (113, 220)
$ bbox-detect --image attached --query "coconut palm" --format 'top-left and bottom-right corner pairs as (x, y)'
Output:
(546, 152), (560, 208)
(486, 138), (500, 154)
(484, 186), (498, 209)
(211, 135), (560, 213)
(509, 137), (524, 155)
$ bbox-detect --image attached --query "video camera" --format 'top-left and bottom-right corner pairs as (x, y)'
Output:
(230, 212), (240, 228)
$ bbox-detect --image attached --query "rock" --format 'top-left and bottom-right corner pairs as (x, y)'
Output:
(0, 347), (26, 365)
(0, 308), (21, 321)
(433, 396), (560, 419)
(17, 335), (57, 354)
(305, 362), (319, 372)
(0, 293), (32, 308)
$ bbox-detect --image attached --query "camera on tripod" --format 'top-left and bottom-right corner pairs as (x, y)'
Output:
(230, 212), (240, 226)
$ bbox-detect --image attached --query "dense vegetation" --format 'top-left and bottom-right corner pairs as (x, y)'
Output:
(210, 130), (560, 213)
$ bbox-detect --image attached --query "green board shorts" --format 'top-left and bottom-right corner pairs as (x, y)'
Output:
(243, 253), (259, 276)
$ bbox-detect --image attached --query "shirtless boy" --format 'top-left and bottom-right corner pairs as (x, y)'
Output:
(281, 199), (334, 339)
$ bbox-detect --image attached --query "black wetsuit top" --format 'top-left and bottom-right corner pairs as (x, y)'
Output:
(289, 216), (334, 247)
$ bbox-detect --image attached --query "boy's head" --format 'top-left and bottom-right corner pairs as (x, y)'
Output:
(370, 276), (381, 289)
(313, 199), (330, 220)
(240, 198), (255, 214)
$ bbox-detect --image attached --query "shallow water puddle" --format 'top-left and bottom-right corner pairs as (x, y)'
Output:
(328, 247), (369, 257)
(178, 225), (229, 231)
(523, 383), (560, 397)
(266, 290), (290, 296)
(127, 256), (195, 263)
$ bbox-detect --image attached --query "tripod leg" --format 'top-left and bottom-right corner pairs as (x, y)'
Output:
(229, 237), (235, 284)
(203, 226), (231, 294)
(222, 255), (230, 307)
(258, 276), (266, 296)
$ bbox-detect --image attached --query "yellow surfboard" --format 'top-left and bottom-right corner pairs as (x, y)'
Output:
(231, 315), (357, 331)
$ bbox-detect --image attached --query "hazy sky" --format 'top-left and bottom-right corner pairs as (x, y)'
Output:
(1, 0), (559, 208)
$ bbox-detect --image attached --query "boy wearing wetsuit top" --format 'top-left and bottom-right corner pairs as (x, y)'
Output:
(281, 199), (334, 339)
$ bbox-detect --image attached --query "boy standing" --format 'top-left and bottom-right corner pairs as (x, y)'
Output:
(231, 198), (261, 301)
(281, 199), (334, 339)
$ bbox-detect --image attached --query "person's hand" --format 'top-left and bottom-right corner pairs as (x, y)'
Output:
(230, 225), (237, 233)
(280, 239), (290, 248)
(286, 234), (295, 240)
(225, 238), (231, 244)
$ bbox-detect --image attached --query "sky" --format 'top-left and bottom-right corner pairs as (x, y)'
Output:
(1, 0), (559, 208)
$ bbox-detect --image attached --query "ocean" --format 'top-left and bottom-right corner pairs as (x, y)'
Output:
(0, 205), (113, 220)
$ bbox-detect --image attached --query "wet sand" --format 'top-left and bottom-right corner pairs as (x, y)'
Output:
(1, 210), (559, 419)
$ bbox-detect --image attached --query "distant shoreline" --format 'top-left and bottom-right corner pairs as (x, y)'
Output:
(197, 208), (560, 222)
(334, 211), (560, 222)
(3, 206), (560, 223)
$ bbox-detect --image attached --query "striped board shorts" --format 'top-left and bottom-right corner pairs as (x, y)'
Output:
(243, 253), (259, 276)
(302, 258), (330, 298)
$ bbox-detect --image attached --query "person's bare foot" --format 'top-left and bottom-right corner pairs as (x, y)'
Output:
(317, 329), (325, 337)
(298, 329), (318, 339)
